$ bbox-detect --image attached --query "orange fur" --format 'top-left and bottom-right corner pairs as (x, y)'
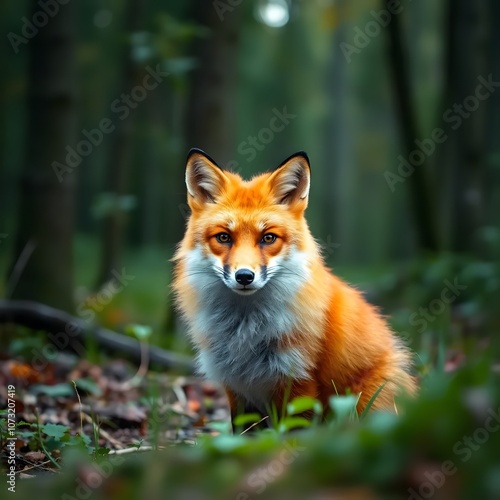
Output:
(173, 149), (416, 421)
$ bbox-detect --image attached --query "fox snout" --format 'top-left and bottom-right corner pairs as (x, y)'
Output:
(235, 268), (255, 286)
(222, 265), (266, 295)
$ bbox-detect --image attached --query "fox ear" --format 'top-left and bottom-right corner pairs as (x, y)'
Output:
(269, 152), (310, 208)
(185, 149), (227, 206)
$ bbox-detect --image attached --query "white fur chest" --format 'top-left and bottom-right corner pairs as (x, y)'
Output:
(183, 246), (312, 409)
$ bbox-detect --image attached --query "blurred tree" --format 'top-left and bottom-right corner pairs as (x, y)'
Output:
(185, 0), (243, 166)
(95, 0), (147, 288)
(384, 0), (439, 253)
(324, 0), (352, 258)
(8, 0), (77, 312)
(485, 0), (500, 242)
(441, 0), (490, 253)
(131, 8), (205, 248)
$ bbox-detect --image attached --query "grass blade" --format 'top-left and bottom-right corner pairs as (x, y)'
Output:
(360, 382), (387, 419)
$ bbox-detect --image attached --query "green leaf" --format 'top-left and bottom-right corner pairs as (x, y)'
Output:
(74, 378), (102, 396)
(16, 421), (33, 427)
(60, 433), (92, 452)
(40, 423), (70, 440)
(31, 383), (74, 397)
(329, 394), (359, 424)
(93, 447), (111, 459)
(286, 396), (323, 416)
(278, 417), (311, 433)
(233, 413), (262, 427)
(360, 382), (387, 419)
(367, 411), (398, 433)
(9, 337), (45, 357)
(44, 437), (65, 452)
(127, 440), (144, 450)
(18, 430), (36, 441)
(124, 324), (152, 340)
(205, 421), (233, 435)
(210, 435), (247, 452)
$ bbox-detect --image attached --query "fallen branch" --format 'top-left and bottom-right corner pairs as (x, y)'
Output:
(108, 445), (157, 455)
(0, 300), (194, 373)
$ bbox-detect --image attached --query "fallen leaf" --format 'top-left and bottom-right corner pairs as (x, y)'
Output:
(24, 451), (46, 462)
(10, 362), (41, 383)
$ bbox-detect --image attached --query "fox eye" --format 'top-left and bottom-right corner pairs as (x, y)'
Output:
(215, 232), (232, 244)
(261, 233), (277, 245)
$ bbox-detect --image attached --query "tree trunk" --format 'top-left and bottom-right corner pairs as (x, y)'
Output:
(442, 0), (489, 253)
(324, 0), (353, 262)
(384, 0), (439, 252)
(185, 2), (243, 166)
(484, 0), (500, 239)
(95, 0), (147, 287)
(9, 0), (77, 312)
(0, 300), (194, 373)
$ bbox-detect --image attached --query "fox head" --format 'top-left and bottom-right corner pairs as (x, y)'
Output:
(179, 148), (318, 296)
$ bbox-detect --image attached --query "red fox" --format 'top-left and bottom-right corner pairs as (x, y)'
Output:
(173, 149), (416, 422)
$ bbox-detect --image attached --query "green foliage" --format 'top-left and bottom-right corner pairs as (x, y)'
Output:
(359, 382), (387, 419)
(373, 250), (500, 364)
(13, 357), (500, 499)
(0, 410), (29, 448)
(0, 408), (112, 469)
(30, 380), (101, 398)
(124, 323), (153, 341)
(232, 412), (263, 434)
(8, 334), (47, 359)
(233, 389), (380, 435)
(277, 417), (311, 433)
(328, 394), (360, 425)
(286, 396), (323, 416)
(1, 0), (499, 496)
(282, 395), (323, 430)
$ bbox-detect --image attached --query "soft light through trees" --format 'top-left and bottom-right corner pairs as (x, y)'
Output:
(256, 0), (290, 28)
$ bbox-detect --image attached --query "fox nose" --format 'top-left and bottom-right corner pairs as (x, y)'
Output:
(235, 269), (255, 286)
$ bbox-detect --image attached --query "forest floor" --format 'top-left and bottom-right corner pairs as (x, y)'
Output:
(1, 250), (499, 498)
(0, 354), (229, 479)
